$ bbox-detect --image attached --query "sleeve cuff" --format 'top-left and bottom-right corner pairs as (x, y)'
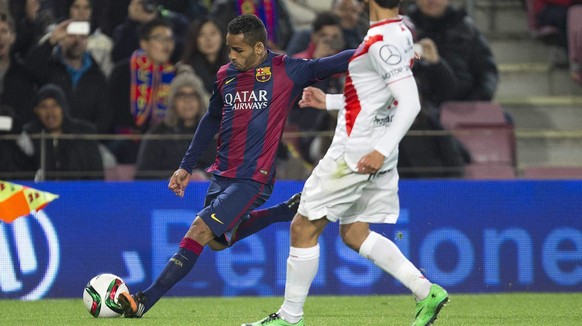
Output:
(325, 94), (344, 111)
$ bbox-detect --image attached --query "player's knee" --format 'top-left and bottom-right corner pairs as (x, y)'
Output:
(290, 217), (307, 239)
(340, 225), (368, 252)
(341, 235), (361, 252)
(185, 217), (215, 245)
(290, 214), (324, 245)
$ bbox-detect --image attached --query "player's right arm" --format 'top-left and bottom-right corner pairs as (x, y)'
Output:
(169, 84), (223, 196)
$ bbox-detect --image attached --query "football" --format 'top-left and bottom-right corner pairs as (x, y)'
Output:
(82, 273), (129, 318)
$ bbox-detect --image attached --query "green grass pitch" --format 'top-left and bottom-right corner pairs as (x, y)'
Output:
(1, 293), (581, 325)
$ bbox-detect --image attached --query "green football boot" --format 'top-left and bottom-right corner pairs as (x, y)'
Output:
(241, 313), (305, 326)
(412, 284), (449, 326)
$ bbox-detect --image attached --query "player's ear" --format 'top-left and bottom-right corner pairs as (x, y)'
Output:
(254, 41), (265, 55)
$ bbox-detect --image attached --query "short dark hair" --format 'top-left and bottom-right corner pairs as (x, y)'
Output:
(138, 19), (173, 41)
(374, 0), (400, 9)
(227, 14), (267, 47)
(312, 12), (341, 33)
(67, 0), (93, 9)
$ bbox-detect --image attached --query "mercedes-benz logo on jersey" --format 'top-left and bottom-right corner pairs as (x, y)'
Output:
(379, 44), (402, 65)
(0, 211), (60, 300)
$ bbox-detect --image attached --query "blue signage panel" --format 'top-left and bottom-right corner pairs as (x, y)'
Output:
(0, 180), (580, 299)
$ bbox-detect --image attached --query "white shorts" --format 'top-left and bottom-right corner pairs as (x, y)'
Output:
(298, 154), (400, 225)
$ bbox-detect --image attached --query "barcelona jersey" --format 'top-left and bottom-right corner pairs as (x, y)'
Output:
(180, 50), (354, 184)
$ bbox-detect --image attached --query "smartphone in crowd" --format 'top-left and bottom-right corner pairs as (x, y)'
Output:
(66, 21), (90, 35)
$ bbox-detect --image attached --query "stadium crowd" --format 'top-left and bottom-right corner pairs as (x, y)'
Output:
(0, 0), (501, 181)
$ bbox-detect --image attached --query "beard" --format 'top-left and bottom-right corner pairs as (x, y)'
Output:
(64, 45), (85, 61)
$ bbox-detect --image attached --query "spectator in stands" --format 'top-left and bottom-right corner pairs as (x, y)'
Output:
(111, 0), (188, 64)
(285, 0), (366, 56)
(157, 0), (210, 21)
(398, 107), (469, 179)
(135, 67), (216, 179)
(10, 0), (52, 58)
(0, 13), (38, 132)
(569, 5), (582, 84)
(180, 18), (229, 94)
(0, 105), (35, 179)
(282, 0), (333, 30)
(107, 19), (176, 163)
(411, 37), (459, 117)
(407, 0), (499, 107)
(68, 0), (114, 76)
(210, 0), (294, 51)
(99, 0), (130, 37)
(24, 19), (110, 134)
(23, 84), (103, 180)
(288, 12), (346, 166)
(534, 0), (574, 67)
(294, 12), (346, 60)
(332, 0), (367, 49)
(100, 0), (207, 38)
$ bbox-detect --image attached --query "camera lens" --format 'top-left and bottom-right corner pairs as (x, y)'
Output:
(142, 0), (157, 13)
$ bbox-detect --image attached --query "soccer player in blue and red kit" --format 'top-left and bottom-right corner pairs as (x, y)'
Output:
(118, 14), (355, 318)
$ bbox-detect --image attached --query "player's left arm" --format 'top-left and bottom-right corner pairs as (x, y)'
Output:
(287, 49), (355, 85)
(311, 49), (355, 80)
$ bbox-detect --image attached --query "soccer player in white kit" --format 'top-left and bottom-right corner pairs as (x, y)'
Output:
(242, 0), (449, 325)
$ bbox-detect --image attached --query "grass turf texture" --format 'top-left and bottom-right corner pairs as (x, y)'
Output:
(1, 293), (580, 325)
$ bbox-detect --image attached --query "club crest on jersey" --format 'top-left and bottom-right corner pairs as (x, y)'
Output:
(255, 67), (272, 82)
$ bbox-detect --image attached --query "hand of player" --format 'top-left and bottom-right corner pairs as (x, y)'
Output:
(299, 86), (327, 110)
(419, 38), (440, 64)
(356, 150), (384, 174)
(168, 168), (191, 198)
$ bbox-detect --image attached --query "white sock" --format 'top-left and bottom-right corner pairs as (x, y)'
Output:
(278, 245), (320, 323)
(359, 231), (431, 300)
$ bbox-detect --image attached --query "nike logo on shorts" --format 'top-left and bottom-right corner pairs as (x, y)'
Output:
(210, 213), (224, 224)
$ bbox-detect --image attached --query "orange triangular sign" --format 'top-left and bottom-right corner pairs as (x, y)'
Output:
(0, 181), (59, 223)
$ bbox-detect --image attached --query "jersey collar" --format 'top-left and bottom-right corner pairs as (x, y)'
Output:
(369, 16), (403, 29)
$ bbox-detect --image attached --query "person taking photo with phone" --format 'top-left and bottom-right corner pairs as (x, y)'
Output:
(111, 0), (189, 64)
(24, 18), (110, 135)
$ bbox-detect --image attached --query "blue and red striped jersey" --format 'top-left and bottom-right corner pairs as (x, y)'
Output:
(180, 50), (354, 184)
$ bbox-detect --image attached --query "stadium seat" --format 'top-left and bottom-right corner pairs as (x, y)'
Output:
(440, 102), (516, 164)
(440, 101), (508, 130)
(104, 164), (136, 181)
(465, 164), (517, 179)
(522, 166), (582, 179)
(450, 126), (515, 165)
(439, 102), (517, 179)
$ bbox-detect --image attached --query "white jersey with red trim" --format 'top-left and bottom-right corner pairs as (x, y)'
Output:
(326, 17), (417, 172)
